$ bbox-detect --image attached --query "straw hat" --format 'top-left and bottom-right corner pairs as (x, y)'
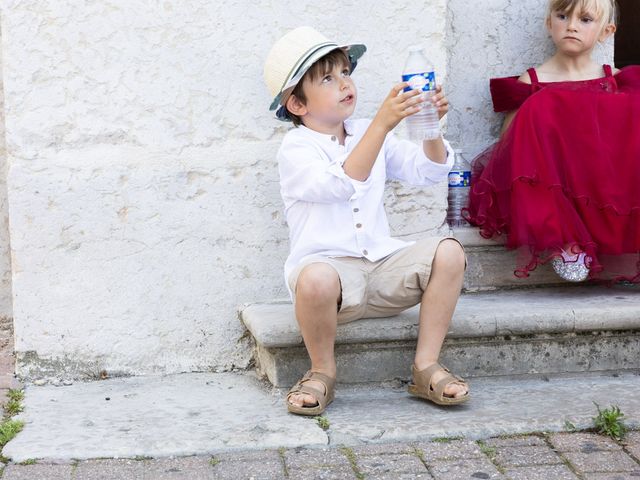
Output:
(264, 26), (366, 121)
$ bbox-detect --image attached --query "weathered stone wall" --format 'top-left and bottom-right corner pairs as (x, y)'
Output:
(446, 0), (614, 151)
(1, 0), (448, 379)
(0, 0), (616, 379)
(0, 23), (13, 321)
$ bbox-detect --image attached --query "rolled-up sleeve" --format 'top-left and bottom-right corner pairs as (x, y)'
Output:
(279, 137), (373, 204)
(384, 132), (454, 186)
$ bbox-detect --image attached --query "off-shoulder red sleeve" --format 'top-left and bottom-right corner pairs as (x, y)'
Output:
(616, 65), (640, 92)
(489, 76), (534, 112)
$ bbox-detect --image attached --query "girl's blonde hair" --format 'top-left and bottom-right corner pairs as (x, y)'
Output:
(547, 0), (617, 28)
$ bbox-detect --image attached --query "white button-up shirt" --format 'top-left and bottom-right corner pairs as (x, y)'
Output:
(278, 118), (454, 292)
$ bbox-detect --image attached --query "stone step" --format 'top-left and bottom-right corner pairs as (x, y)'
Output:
(241, 285), (640, 387)
(451, 227), (566, 291)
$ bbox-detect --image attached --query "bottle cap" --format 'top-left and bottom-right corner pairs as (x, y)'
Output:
(408, 45), (424, 52)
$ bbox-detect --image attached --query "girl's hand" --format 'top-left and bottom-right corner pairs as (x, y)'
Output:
(372, 82), (424, 132)
(431, 85), (449, 119)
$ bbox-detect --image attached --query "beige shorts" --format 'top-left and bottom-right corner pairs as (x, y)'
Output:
(288, 236), (464, 324)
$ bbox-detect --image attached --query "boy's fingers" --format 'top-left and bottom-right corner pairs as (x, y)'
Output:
(403, 105), (421, 116)
(391, 82), (409, 96)
(400, 89), (423, 102)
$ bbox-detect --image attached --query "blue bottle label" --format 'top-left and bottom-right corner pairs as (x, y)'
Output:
(448, 170), (471, 187)
(402, 71), (436, 93)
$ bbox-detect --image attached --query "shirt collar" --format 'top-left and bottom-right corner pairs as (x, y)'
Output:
(298, 119), (355, 144)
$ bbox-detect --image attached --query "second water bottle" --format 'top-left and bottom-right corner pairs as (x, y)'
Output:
(402, 46), (440, 141)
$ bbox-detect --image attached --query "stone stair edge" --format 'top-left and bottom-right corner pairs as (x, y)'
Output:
(241, 285), (640, 349)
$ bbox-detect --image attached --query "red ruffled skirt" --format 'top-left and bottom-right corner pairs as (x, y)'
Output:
(463, 86), (640, 282)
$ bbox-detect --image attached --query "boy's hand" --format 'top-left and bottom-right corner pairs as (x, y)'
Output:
(372, 82), (424, 132)
(431, 85), (449, 119)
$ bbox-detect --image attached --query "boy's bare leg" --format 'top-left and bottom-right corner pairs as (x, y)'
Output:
(288, 263), (341, 408)
(414, 239), (468, 398)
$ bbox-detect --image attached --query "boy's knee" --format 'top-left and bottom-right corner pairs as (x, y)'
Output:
(296, 263), (341, 302)
(434, 239), (466, 274)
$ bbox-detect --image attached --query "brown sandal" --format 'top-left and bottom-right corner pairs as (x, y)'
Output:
(286, 370), (335, 416)
(408, 363), (470, 406)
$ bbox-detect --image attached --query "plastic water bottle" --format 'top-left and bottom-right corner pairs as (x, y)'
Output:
(447, 149), (471, 228)
(402, 46), (440, 141)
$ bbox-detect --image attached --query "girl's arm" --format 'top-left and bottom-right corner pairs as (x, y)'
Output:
(500, 70), (532, 136)
(500, 110), (517, 135)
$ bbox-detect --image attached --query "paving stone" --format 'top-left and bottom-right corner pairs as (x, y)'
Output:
(623, 431), (640, 461)
(142, 456), (219, 479)
(349, 442), (415, 456)
(283, 447), (352, 470)
(73, 459), (147, 479)
(623, 431), (640, 445)
(549, 433), (623, 453)
(626, 445), (640, 461)
(208, 450), (284, 479)
(504, 464), (579, 480)
(285, 465), (356, 479)
(364, 472), (432, 480)
(212, 449), (281, 463)
(484, 435), (547, 448)
(357, 453), (427, 475)
(1, 464), (73, 480)
(493, 445), (563, 468)
(582, 474), (640, 480)
(414, 439), (484, 461)
(210, 460), (284, 479)
(0, 375), (22, 390)
(562, 451), (639, 473)
(428, 457), (505, 480)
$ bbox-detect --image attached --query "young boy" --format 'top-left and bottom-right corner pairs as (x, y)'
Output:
(264, 26), (469, 416)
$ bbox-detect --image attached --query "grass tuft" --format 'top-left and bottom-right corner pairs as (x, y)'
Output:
(4, 390), (24, 417)
(339, 446), (364, 480)
(593, 403), (627, 441)
(314, 415), (330, 431)
(0, 420), (24, 449)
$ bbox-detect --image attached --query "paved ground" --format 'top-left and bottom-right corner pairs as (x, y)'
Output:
(4, 371), (640, 461)
(1, 430), (639, 479)
(0, 370), (638, 478)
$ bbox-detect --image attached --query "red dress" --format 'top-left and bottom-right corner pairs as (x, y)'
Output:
(463, 65), (640, 282)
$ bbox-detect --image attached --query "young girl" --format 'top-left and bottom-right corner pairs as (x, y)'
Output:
(464, 0), (640, 283)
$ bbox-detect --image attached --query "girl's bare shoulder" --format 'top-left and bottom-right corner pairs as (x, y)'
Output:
(518, 70), (532, 84)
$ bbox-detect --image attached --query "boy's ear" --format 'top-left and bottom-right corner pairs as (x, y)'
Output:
(285, 94), (307, 117)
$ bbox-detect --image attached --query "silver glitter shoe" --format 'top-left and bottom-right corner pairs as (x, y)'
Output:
(551, 251), (590, 282)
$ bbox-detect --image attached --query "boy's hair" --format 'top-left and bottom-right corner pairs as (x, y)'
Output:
(286, 49), (351, 127)
(547, 0), (617, 28)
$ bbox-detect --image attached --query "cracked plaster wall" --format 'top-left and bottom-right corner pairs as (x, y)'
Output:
(0, 0), (615, 378)
(446, 0), (614, 152)
(0, 24), (13, 322)
(1, 0), (448, 378)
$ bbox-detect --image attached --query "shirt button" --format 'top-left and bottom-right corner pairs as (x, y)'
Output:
(331, 136), (337, 142)
(362, 249), (368, 255)
(356, 223), (362, 228)
(353, 208), (359, 213)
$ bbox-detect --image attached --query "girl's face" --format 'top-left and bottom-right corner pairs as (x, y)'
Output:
(547, 8), (615, 56)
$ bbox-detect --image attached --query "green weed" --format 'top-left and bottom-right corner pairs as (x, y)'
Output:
(4, 390), (24, 417)
(314, 415), (330, 431)
(593, 403), (627, 441)
(0, 420), (24, 449)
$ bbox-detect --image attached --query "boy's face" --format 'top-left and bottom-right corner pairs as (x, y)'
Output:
(293, 61), (357, 130)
